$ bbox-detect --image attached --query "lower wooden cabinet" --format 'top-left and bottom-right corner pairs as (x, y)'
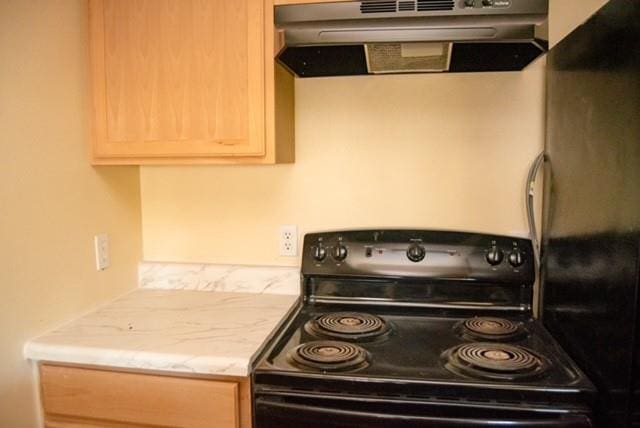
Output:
(39, 364), (251, 428)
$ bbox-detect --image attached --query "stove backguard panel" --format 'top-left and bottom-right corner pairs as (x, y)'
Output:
(301, 230), (535, 312)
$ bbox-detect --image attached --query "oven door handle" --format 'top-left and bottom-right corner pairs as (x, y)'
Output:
(255, 397), (592, 427)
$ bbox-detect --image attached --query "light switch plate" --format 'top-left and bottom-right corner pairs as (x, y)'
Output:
(94, 234), (110, 271)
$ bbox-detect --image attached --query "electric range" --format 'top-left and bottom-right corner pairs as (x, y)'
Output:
(253, 230), (596, 427)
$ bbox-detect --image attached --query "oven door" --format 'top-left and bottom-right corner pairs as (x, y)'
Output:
(255, 392), (593, 428)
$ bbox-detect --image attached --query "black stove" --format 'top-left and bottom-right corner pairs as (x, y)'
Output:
(253, 230), (595, 427)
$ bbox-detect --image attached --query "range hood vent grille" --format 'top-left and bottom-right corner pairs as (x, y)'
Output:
(360, 0), (454, 13)
(416, 0), (455, 11)
(360, 1), (397, 14)
(398, 1), (416, 11)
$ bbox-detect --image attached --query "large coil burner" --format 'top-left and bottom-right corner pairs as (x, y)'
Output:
(304, 312), (390, 341)
(458, 317), (526, 342)
(443, 343), (549, 381)
(287, 340), (369, 372)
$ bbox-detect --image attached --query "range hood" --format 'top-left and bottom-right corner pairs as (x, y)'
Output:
(275, 0), (548, 77)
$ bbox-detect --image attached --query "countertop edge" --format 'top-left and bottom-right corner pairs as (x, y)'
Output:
(24, 341), (252, 377)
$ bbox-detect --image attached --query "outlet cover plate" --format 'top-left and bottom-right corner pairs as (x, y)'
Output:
(279, 225), (298, 257)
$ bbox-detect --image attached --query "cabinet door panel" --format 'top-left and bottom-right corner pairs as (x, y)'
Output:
(90, 0), (265, 159)
(40, 364), (239, 428)
(45, 417), (150, 427)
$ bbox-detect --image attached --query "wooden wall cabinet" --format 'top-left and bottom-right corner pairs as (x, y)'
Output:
(39, 364), (252, 428)
(89, 0), (294, 165)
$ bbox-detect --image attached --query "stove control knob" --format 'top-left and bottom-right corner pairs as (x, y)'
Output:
(332, 244), (348, 262)
(406, 243), (426, 262)
(312, 246), (327, 262)
(508, 248), (525, 267)
(464, 0), (476, 7)
(486, 246), (504, 266)
(482, 0), (493, 6)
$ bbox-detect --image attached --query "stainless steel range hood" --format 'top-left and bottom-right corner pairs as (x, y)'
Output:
(275, 0), (548, 77)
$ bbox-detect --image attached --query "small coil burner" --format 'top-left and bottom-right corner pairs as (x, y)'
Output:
(443, 343), (548, 381)
(287, 341), (369, 372)
(458, 317), (526, 342)
(304, 312), (390, 341)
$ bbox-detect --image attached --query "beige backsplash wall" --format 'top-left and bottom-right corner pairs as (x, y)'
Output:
(141, 66), (546, 266)
(140, 0), (608, 267)
(0, 1), (142, 426)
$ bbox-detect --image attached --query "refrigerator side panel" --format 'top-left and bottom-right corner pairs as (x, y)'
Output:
(541, 0), (640, 426)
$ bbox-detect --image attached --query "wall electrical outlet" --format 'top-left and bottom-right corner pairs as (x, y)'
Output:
(279, 225), (298, 257)
(94, 234), (110, 271)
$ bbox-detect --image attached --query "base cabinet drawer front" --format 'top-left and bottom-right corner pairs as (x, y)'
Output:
(40, 365), (244, 428)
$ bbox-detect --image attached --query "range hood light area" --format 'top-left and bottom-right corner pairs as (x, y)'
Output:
(275, 0), (549, 77)
(365, 42), (452, 73)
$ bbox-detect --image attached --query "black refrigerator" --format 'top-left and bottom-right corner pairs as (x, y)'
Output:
(541, 0), (640, 426)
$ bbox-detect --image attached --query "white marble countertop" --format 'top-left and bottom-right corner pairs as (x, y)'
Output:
(24, 289), (299, 377)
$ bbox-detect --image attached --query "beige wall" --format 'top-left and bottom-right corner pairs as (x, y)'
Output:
(0, 1), (142, 427)
(141, 65), (546, 266)
(140, 0), (608, 267)
(549, 0), (608, 48)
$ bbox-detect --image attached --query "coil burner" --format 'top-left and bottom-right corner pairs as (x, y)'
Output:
(287, 341), (369, 372)
(305, 312), (390, 341)
(443, 343), (548, 381)
(459, 317), (526, 342)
